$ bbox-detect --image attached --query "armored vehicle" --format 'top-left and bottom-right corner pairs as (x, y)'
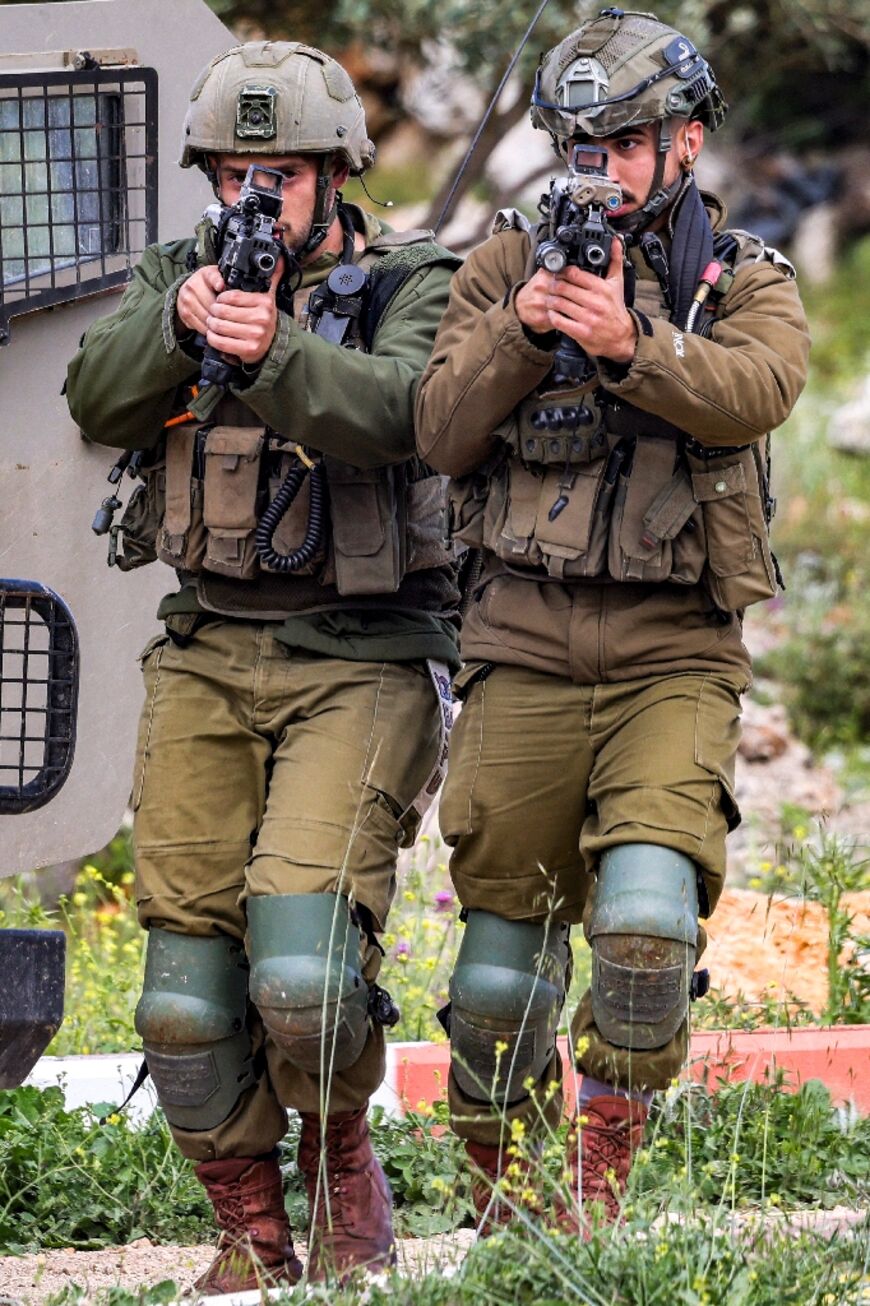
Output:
(0, 0), (233, 1085)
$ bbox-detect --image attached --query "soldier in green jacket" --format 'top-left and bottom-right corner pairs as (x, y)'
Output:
(416, 10), (810, 1233)
(67, 42), (459, 1292)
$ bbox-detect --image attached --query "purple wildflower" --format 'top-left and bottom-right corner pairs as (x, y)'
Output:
(434, 890), (454, 913)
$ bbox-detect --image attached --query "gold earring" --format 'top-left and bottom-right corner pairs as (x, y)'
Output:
(681, 153), (695, 169)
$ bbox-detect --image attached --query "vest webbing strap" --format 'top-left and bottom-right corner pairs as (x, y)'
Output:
(668, 180), (715, 331)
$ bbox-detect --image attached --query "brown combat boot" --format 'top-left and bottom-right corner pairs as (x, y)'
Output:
(192, 1153), (304, 1294)
(297, 1107), (396, 1281)
(465, 1140), (541, 1235)
(557, 1094), (648, 1232)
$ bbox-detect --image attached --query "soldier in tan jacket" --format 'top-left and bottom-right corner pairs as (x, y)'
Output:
(416, 8), (809, 1231)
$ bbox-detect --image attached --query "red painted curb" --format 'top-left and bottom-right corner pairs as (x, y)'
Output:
(687, 1025), (870, 1110)
(392, 1025), (870, 1114)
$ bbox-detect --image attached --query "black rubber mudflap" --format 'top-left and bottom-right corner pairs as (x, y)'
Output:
(0, 929), (65, 1087)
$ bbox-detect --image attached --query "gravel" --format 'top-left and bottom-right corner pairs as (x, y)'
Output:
(0, 1231), (477, 1303)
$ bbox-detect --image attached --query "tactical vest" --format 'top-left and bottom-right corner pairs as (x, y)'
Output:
(119, 228), (456, 607)
(450, 215), (783, 613)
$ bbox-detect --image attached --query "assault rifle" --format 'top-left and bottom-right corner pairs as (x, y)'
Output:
(192, 164), (286, 416)
(536, 144), (622, 386)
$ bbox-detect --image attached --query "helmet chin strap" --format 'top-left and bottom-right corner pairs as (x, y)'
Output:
(295, 154), (340, 261)
(611, 119), (686, 235)
(206, 152), (341, 261)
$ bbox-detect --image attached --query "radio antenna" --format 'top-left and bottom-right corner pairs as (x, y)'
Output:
(434, 0), (555, 235)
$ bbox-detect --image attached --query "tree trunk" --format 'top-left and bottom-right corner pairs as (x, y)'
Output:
(424, 87), (531, 234)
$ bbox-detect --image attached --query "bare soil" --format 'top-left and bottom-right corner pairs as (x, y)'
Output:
(0, 1231), (477, 1303)
(705, 888), (870, 1014)
(2, 1216), (867, 1303)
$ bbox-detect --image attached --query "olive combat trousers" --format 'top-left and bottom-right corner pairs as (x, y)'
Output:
(133, 620), (443, 1160)
(438, 662), (747, 1146)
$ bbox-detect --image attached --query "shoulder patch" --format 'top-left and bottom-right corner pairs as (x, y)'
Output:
(725, 228), (797, 279)
(760, 245), (797, 279)
(492, 207), (531, 236)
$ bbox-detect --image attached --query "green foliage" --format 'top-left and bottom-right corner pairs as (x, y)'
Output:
(757, 237), (870, 760)
(785, 831), (869, 1025)
(41, 1211), (870, 1306)
(801, 237), (870, 384)
(635, 1075), (869, 1208)
(757, 567), (870, 753)
(0, 1086), (211, 1252)
(4, 1073), (868, 1264)
(448, 1219), (869, 1306)
(370, 1102), (471, 1236)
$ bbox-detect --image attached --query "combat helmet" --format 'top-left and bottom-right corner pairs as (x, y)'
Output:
(180, 42), (375, 257)
(181, 41), (375, 174)
(531, 8), (726, 146)
(531, 8), (725, 230)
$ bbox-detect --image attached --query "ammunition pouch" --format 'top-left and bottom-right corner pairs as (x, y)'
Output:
(322, 457), (405, 594)
(156, 423), (207, 573)
(453, 384), (778, 609)
(113, 482), (160, 572)
(152, 418), (450, 598)
(685, 441), (778, 611)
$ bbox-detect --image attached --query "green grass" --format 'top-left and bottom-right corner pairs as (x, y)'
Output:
(0, 1073), (866, 1256)
(41, 1219), (870, 1306)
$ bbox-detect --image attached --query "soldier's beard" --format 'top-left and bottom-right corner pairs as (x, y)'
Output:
(276, 216), (313, 255)
(609, 190), (639, 228)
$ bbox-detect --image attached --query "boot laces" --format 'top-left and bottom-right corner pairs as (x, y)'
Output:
(213, 1191), (249, 1245)
(582, 1123), (629, 1201)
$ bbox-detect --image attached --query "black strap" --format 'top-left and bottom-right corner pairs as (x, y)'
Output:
(668, 180), (715, 331)
(360, 245), (459, 352)
(98, 1057), (150, 1125)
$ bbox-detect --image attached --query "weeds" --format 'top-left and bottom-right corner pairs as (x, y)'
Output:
(39, 1216), (870, 1305)
(749, 824), (870, 1025)
(1, 1070), (866, 1255)
(634, 1075), (869, 1209)
(0, 1085), (210, 1253)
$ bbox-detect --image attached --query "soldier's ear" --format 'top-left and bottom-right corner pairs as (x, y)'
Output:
(681, 122), (704, 169)
(331, 157), (350, 189)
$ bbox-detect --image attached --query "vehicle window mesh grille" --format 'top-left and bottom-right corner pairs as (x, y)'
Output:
(0, 66), (157, 343)
(0, 582), (79, 814)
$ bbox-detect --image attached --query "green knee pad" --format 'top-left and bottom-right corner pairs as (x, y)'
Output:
(135, 929), (255, 1131)
(449, 910), (570, 1105)
(588, 844), (699, 1051)
(247, 893), (369, 1075)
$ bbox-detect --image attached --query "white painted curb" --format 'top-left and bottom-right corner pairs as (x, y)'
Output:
(24, 1043), (427, 1121)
